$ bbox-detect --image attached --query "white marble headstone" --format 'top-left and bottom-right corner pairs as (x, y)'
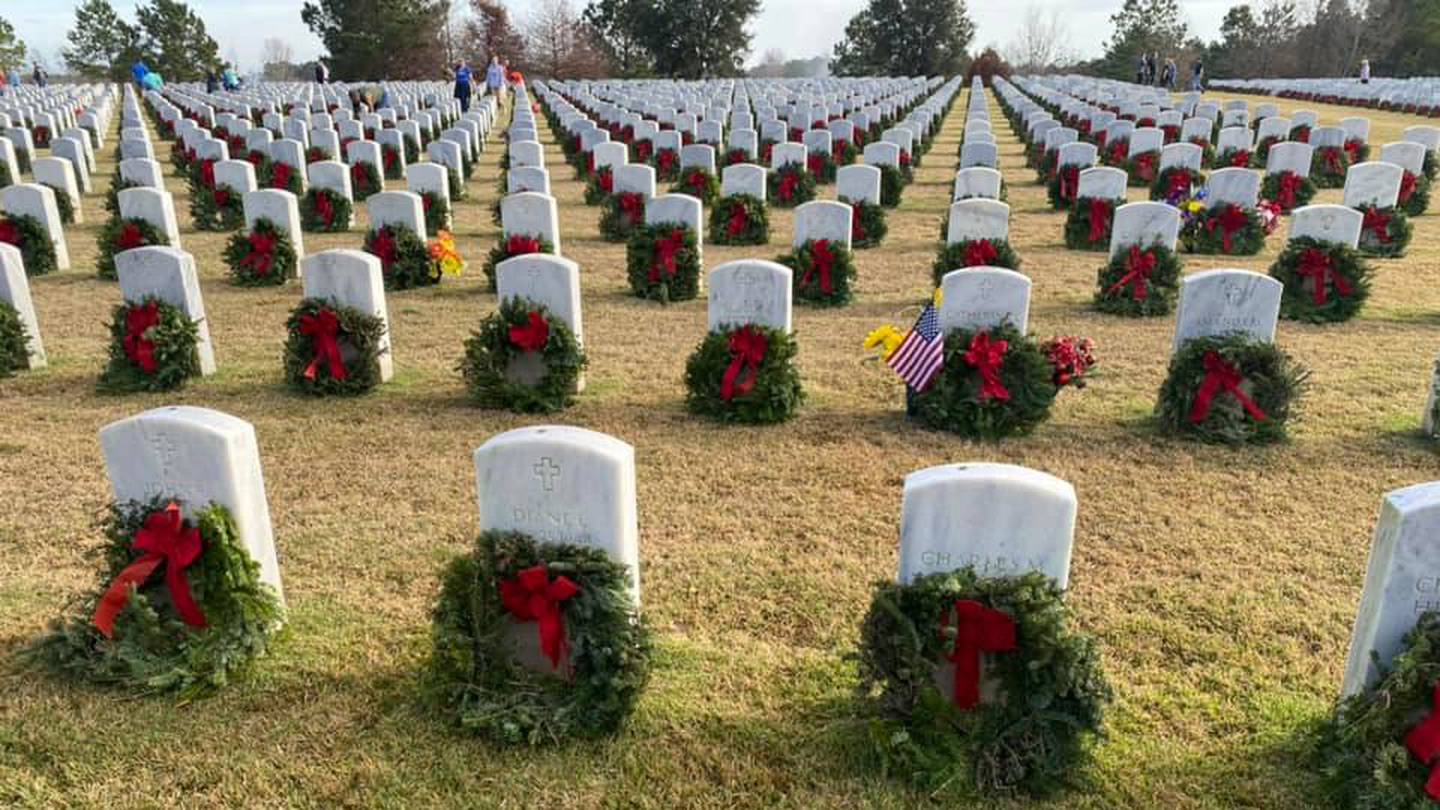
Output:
(1171, 269), (1283, 351)
(792, 200), (852, 249)
(118, 186), (181, 247)
(708, 259), (791, 333)
(1343, 161), (1405, 209)
(721, 163), (766, 200)
(837, 164), (881, 205)
(497, 253), (584, 343)
(2, 183), (70, 269)
(1078, 167), (1128, 200)
(115, 247), (216, 374)
(939, 268), (1031, 335)
(501, 192), (562, 252)
(243, 188), (305, 257)
(1289, 204), (1362, 248)
(301, 249), (393, 380)
(945, 198), (1009, 244)
(0, 243), (44, 367)
(1109, 201), (1180, 257)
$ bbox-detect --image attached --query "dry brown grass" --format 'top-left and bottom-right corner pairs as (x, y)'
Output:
(0, 87), (1437, 808)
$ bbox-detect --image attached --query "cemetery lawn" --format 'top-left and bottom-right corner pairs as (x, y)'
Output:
(2, 89), (1438, 809)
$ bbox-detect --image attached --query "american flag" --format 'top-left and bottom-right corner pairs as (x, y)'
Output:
(887, 303), (945, 392)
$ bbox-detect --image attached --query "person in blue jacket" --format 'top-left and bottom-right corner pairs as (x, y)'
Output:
(453, 60), (473, 112)
(131, 59), (149, 86)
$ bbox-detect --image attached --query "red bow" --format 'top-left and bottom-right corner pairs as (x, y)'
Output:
(1362, 206), (1392, 243)
(800, 239), (836, 295)
(1189, 351), (1268, 423)
(1206, 204), (1250, 253)
(597, 169), (613, 193)
(1058, 166), (1079, 202)
(239, 230), (276, 277)
(1096, 131), (1108, 150)
(1401, 171), (1418, 205)
(1087, 198), (1113, 244)
(586, 151), (595, 174)
(199, 159), (216, 189)
(945, 600), (1017, 710)
(370, 228), (397, 271)
(271, 162), (292, 190)
(123, 300), (160, 374)
(807, 154), (825, 177)
(851, 205), (866, 242)
(964, 332), (1010, 403)
(657, 149), (676, 174)
(1134, 152), (1157, 182)
(648, 228), (686, 283)
(1229, 149), (1251, 168)
(382, 147), (397, 172)
(421, 193), (433, 214)
(299, 308), (347, 381)
(506, 234), (541, 256)
(778, 172), (799, 202)
(213, 187), (231, 208)
(618, 192), (644, 226)
(93, 503), (207, 639)
(1275, 172), (1302, 210)
(1343, 139), (1363, 165)
(963, 239), (998, 267)
(726, 203), (749, 237)
(686, 170), (708, 196)
(116, 222), (147, 251)
(720, 325), (767, 401)
(350, 162), (371, 193)
(315, 190), (335, 226)
(1107, 246), (1157, 300)
(899, 150), (911, 167)
(1294, 126), (1310, 143)
(1322, 147), (1345, 175)
(499, 564), (580, 669)
(1406, 683), (1440, 800)
(635, 141), (652, 161)
(509, 311), (550, 352)
(832, 139), (849, 161)
(1166, 168), (1193, 198)
(0, 219), (17, 246)
(1295, 248), (1352, 306)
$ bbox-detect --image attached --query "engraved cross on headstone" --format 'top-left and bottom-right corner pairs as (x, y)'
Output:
(534, 457), (561, 491)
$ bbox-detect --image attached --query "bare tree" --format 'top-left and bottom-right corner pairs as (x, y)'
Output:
(1005, 4), (1078, 73)
(261, 38), (294, 68)
(751, 47), (786, 77)
(519, 0), (607, 77)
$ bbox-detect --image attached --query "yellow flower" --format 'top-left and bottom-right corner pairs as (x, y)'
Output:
(932, 286), (944, 307)
(427, 230), (465, 278)
(864, 325), (905, 360)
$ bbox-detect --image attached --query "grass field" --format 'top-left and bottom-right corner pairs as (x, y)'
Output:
(0, 84), (1437, 808)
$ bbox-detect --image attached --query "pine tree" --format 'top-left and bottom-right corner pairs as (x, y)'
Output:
(63, 0), (143, 82)
(0, 16), (27, 75)
(302, 0), (449, 80)
(582, 0), (650, 77)
(136, 0), (220, 81)
(830, 0), (974, 77)
(1096, 0), (1188, 79)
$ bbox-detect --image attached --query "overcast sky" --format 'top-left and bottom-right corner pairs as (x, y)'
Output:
(10, 0), (1237, 73)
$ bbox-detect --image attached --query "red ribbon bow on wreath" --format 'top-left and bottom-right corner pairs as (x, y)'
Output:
(636, 141), (653, 161)
(1322, 148), (1345, 176)
(1406, 683), (1440, 800)
(271, 162), (293, 190)
(964, 332), (1010, 403)
(806, 154), (825, 178)
(382, 147), (398, 173)
(800, 239), (836, 295)
(851, 205), (866, 242)
(1275, 173), (1302, 210)
(1343, 139), (1363, 165)
(93, 502), (207, 639)
(1058, 166), (1079, 202)
(0, 219), (18, 246)
(1229, 149), (1251, 168)
(509, 311), (550, 352)
(299, 308), (347, 381)
(963, 239), (998, 267)
(1206, 204), (1250, 254)
(945, 600), (1017, 710)
(499, 564), (580, 669)
(726, 203), (750, 237)
(506, 234), (542, 256)
(1167, 169), (1193, 199)
(1087, 198), (1113, 244)
(370, 228), (397, 271)
(686, 170), (708, 197)
(117, 222), (147, 251)
(1362, 206), (1392, 243)
(199, 159), (216, 189)
(213, 186), (231, 209)
(315, 190), (335, 226)
(1295, 248), (1352, 306)
(1134, 152), (1157, 182)
(720, 325), (767, 401)
(648, 229), (686, 283)
(123, 300), (160, 374)
(1189, 351), (1268, 424)
(619, 192), (644, 226)
(239, 230), (276, 277)
(657, 149), (677, 174)
(1107, 245), (1158, 300)
(1400, 171), (1418, 205)
(778, 171), (799, 202)
(350, 163), (371, 193)
(597, 169), (613, 194)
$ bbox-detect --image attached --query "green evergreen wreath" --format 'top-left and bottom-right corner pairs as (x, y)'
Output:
(932, 239), (1022, 287)
(24, 499), (283, 699)
(1260, 171), (1317, 212)
(0, 157), (11, 188)
(1094, 244), (1183, 316)
(847, 198), (888, 248)
(0, 300), (31, 377)
(459, 297), (585, 413)
(1270, 237), (1372, 323)
(1064, 197), (1120, 252)
(380, 144), (404, 180)
(1356, 206), (1413, 258)
(223, 218), (298, 287)
(40, 184), (76, 225)
(0, 213), (59, 277)
(262, 161), (304, 196)
(403, 135), (420, 165)
(768, 165), (816, 208)
(912, 323), (1061, 439)
(1252, 135), (1282, 166)
(583, 166), (614, 205)
(858, 568), (1110, 799)
(709, 194), (769, 246)
(1311, 146), (1350, 189)
(878, 164), (905, 207)
(364, 223), (437, 290)
(1318, 612), (1440, 809)
(98, 296), (201, 393)
(426, 530), (651, 744)
(1400, 173), (1432, 218)
(625, 224), (701, 303)
(190, 182), (245, 232)
(1155, 334), (1307, 445)
(1181, 205), (1266, 256)
(299, 187), (353, 232)
(96, 217), (168, 281)
(806, 151), (837, 184)
(599, 191), (648, 242)
(1046, 166), (1082, 209)
(1149, 166), (1204, 202)
(653, 148), (681, 182)
(447, 167), (465, 201)
(779, 238), (856, 307)
(350, 161), (382, 201)
(673, 167), (720, 206)
(418, 189), (451, 234)
(283, 297), (386, 396)
(1213, 147), (1252, 170)
(104, 173), (142, 217)
(482, 233), (556, 292)
(684, 324), (803, 424)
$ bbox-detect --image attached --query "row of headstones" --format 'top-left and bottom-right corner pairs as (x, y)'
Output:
(1214, 75), (1440, 109)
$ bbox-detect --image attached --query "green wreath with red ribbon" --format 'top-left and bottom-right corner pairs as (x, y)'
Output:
(300, 186), (353, 232)
(418, 189), (451, 234)
(0, 213), (59, 277)
(1181, 204), (1266, 256)
(912, 323), (1092, 439)
(380, 143), (404, 180)
(305, 145), (332, 164)
(263, 161), (304, 195)
(458, 296), (586, 413)
(1356, 205), (1413, 258)
(709, 193), (769, 246)
(1213, 147), (1252, 170)
(483, 232), (556, 291)
(1124, 151), (1160, 187)
(1155, 334), (1307, 445)
(769, 164), (817, 208)
(599, 191), (648, 242)
(626, 224), (701, 303)
(426, 530), (651, 744)
(1094, 243), (1183, 316)
(1150, 166), (1204, 202)
(684, 324), (803, 424)
(673, 167), (720, 206)
(96, 217), (168, 280)
(98, 296), (200, 393)
(446, 167), (465, 201)
(879, 164), (905, 207)
(32, 125), (51, 149)
(0, 300), (31, 377)
(189, 178), (245, 232)
(1399, 171), (1431, 217)
(1047, 164), (1082, 209)
(350, 161), (382, 201)
(806, 151), (836, 184)
(24, 499), (283, 698)
(858, 567), (1111, 799)
(283, 297), (386, 396)
(1186, 137), (1216, 167)
(364, 223), (436, 290)
(1269, 237), (1372, 323)
(1312, 146), (1350, 188)
(653, 148), (681, 182)
(932, 239), (1022, 287)
(223, 218), (298, 287)
(1425, 151), (1438, 183)
(848, 198), (888, 249)
(779, 238), (856, 307)
(1260, 171), (1316, 213)
(1252, 136), (1281, 166)
(1064, 197), (1120, 252)
(1318, 612), (1440, 809)
(584, 166), (614, 205)
(38, 183), (76, 225)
